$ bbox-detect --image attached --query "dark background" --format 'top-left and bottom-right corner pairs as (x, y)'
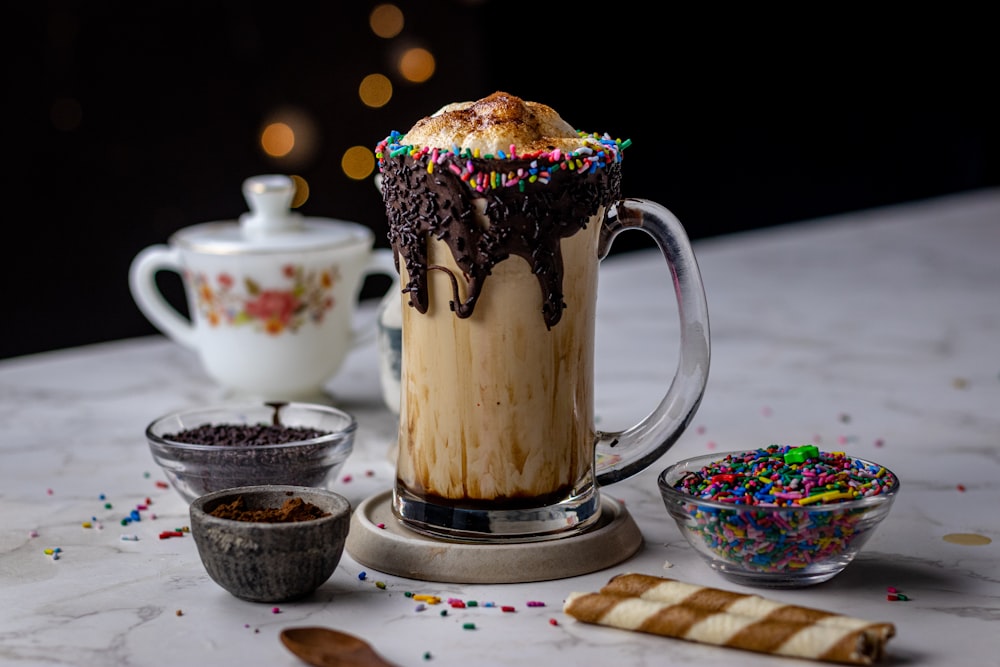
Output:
(4, 2), (997, 360)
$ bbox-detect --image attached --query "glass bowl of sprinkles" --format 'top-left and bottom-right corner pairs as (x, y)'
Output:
(657, 445), (899, 588)
(146, 402), (356, 504)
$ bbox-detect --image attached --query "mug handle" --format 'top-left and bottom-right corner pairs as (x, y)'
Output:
(128, 244), (198, 349)
(349, 248), (400, 348)
(594, 198), (711, 485)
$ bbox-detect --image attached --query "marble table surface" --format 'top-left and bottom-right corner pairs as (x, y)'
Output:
(2, 188), (998, 666)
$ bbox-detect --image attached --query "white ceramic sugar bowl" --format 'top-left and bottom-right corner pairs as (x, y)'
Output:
(129, 175), (398, 401)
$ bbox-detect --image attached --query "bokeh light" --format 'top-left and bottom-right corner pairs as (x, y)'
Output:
(258, 106), (319, 168)
(398, 47), (435, 83)
(369, 3), (404, 38)
(261, 122), (294, 158)
(359, 73), (393, 108)
(341, 146), (375, 181)
(289, 174), (310, 208)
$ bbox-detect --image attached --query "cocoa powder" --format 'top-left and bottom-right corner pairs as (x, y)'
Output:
(208, 495), (330, 523)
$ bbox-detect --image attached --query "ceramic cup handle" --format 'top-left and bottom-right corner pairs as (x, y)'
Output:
(594, 198), (711, 485)
(128, 244), (198, 349)
(350, 248), (400, 348)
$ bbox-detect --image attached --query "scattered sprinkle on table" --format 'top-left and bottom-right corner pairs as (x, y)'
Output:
(886, 586), (910, 601)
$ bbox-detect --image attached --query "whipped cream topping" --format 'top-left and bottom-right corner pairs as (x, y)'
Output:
(400, 91), (586, 156)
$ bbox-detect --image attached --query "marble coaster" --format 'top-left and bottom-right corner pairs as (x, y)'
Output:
(345, 490), (643, 583)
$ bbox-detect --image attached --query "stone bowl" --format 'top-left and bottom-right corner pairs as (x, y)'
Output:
(189, 485), (351, 602)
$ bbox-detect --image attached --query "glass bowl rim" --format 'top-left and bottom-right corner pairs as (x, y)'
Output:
(657, 449), (900, 514)
(145, 401), (358, 453)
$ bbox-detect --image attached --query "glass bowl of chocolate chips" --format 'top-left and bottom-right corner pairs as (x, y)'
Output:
(146, 402), (356, 503)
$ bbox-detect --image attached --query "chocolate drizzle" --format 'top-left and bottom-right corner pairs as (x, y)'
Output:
(380, 153), (622, 328)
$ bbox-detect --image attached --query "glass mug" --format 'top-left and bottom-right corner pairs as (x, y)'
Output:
(377, 106), (711, 542)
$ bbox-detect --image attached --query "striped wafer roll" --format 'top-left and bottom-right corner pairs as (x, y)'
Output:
(602, 573), (894, 641)
(564, 585), (895, 665)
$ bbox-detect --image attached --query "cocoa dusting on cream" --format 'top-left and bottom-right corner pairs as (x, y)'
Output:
(379, 154), (621, 328)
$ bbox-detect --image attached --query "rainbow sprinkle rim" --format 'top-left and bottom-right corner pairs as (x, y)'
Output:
(374, 130), (631, 193)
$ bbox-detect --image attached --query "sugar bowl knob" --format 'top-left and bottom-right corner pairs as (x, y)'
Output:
(239, 174), (304, 237)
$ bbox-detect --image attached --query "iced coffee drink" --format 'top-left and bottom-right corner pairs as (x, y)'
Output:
(376, 91), (710, 541)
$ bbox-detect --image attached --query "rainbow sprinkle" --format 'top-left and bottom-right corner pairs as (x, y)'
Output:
(673, 445), (896, 506)
(667, 445), (899, 573)
(375, 131), (631, 194)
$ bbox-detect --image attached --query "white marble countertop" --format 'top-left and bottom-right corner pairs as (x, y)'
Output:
(2, 189), (998, 666)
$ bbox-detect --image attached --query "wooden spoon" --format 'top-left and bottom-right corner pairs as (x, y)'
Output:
(280, 626), (397, 667)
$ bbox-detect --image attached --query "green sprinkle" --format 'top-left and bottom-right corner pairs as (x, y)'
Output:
(462, 623), (476, 630)
(783, 444), (820, 464)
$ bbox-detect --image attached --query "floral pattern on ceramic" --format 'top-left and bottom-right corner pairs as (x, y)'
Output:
(190, 264), (341, 335)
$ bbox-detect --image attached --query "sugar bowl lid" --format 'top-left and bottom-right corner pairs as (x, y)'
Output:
(170, 175), (373, 254)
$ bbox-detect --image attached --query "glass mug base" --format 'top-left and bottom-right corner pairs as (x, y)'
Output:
(392, 484), (603, 543)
